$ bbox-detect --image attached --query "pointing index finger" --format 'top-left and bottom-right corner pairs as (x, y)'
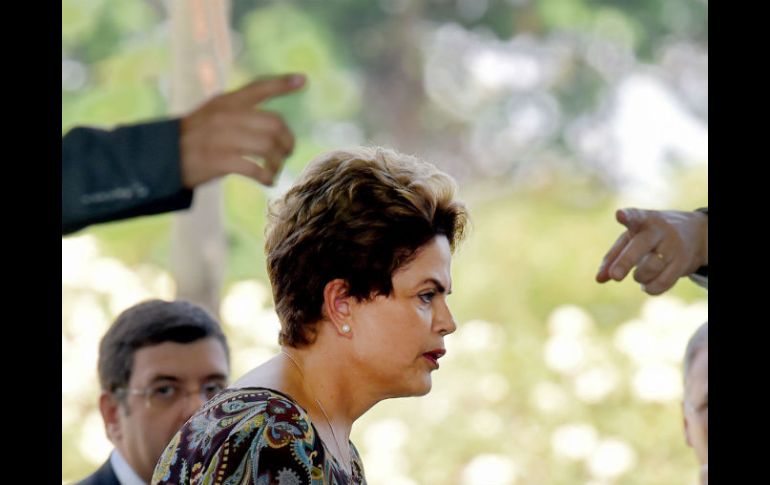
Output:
(222, 74), (306, 108)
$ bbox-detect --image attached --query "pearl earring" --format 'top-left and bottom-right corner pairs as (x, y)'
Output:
(341, 324), (351, 333)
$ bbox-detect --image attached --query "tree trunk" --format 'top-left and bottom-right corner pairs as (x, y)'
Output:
(168, 0), (231, 316)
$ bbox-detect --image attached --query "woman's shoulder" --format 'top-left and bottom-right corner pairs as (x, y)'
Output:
(153, 387), (322, 484)
(215, 387), (316, 443)
(195, 387), (316, 449)
(214, 387), (310, 418)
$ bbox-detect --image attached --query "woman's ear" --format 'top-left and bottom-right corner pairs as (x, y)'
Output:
(323, 279), (354, 337)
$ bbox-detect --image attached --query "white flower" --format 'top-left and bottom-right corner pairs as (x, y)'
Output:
(454, 319), (505, 354)
(574, 366), (619, 403)
(587, 438), (636, 479)
(221, 280), (280, 347)
(462, 454), (519, 485)
(551, 423), (598, 460)
(78, 411), (113, 466)
(477, 373), (510, 403)
(544, 336), (588, 374)
(62, 235), (99, 286)
(363, 419), (409, 452)
(221, 280), (270, 328)
(360, 419), (410, 481)
(631, 363), (682, 402)
(548, 305), (595, 338)
(530, 382), (569, 415)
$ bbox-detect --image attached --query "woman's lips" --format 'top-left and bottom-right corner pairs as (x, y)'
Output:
(422, 349), (446, 369)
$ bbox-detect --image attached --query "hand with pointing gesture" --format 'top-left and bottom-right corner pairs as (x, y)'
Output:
(180, 73), (306, 188)
(595, 208), (708, 295)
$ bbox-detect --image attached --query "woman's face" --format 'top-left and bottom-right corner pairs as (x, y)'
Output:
(349, 235), (457, 398)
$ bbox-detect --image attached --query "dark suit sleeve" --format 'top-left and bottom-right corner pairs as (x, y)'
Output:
(74, 459), (120, 485)
(688, 206), (708, 288)
(690, 266), (708, 288)
(62, 118), (194, 235)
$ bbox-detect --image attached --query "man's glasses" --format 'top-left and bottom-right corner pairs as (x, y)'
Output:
(115, 381), (226, 409)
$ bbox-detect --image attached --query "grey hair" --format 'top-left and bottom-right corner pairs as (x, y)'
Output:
(683, 321), (708, 382)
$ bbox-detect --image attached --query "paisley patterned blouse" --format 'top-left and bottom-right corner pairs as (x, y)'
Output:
(151, 387), (366, 485)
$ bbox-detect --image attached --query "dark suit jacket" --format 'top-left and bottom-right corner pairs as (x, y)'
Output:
(62, 118), (193, 235)
(74, 459), (120, 485)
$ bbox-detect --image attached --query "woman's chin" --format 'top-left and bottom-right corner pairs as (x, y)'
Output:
(402, 376), (433, 397)
(382, 372), (434, 399)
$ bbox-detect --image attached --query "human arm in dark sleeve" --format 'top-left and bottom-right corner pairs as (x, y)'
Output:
(62, 74), (307, 236)
(62, 119), (192, 235)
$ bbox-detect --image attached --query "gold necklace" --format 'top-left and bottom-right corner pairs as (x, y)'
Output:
(281, 350), (352, 474)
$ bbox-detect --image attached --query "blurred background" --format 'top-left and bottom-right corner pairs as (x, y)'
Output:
(62, 1), (707, 484)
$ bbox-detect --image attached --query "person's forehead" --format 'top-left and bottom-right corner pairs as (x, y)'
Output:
(393, 236), (452, 285)
(685, 346), (708, 390)
(130, 337), (229, 381)
(691, 346), (708, 372)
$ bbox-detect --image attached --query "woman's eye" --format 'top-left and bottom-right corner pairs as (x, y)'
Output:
(419, 292), (435, 304)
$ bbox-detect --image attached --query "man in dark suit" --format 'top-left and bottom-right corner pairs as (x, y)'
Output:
(76, 460), (121, 485)
(62, 74), (305, 235)
(75, 299), (231, 485)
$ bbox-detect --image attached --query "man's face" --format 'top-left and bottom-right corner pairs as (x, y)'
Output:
(100, 337), (229, 482)
(683, 345), (708, 467)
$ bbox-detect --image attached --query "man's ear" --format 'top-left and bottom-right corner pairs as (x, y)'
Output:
(99, 391), (122, 444)
(682, 401), (693, 448)
(323, 279), (354, 337)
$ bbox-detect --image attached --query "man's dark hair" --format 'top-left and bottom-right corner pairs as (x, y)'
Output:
(98, 299), (230, 393)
